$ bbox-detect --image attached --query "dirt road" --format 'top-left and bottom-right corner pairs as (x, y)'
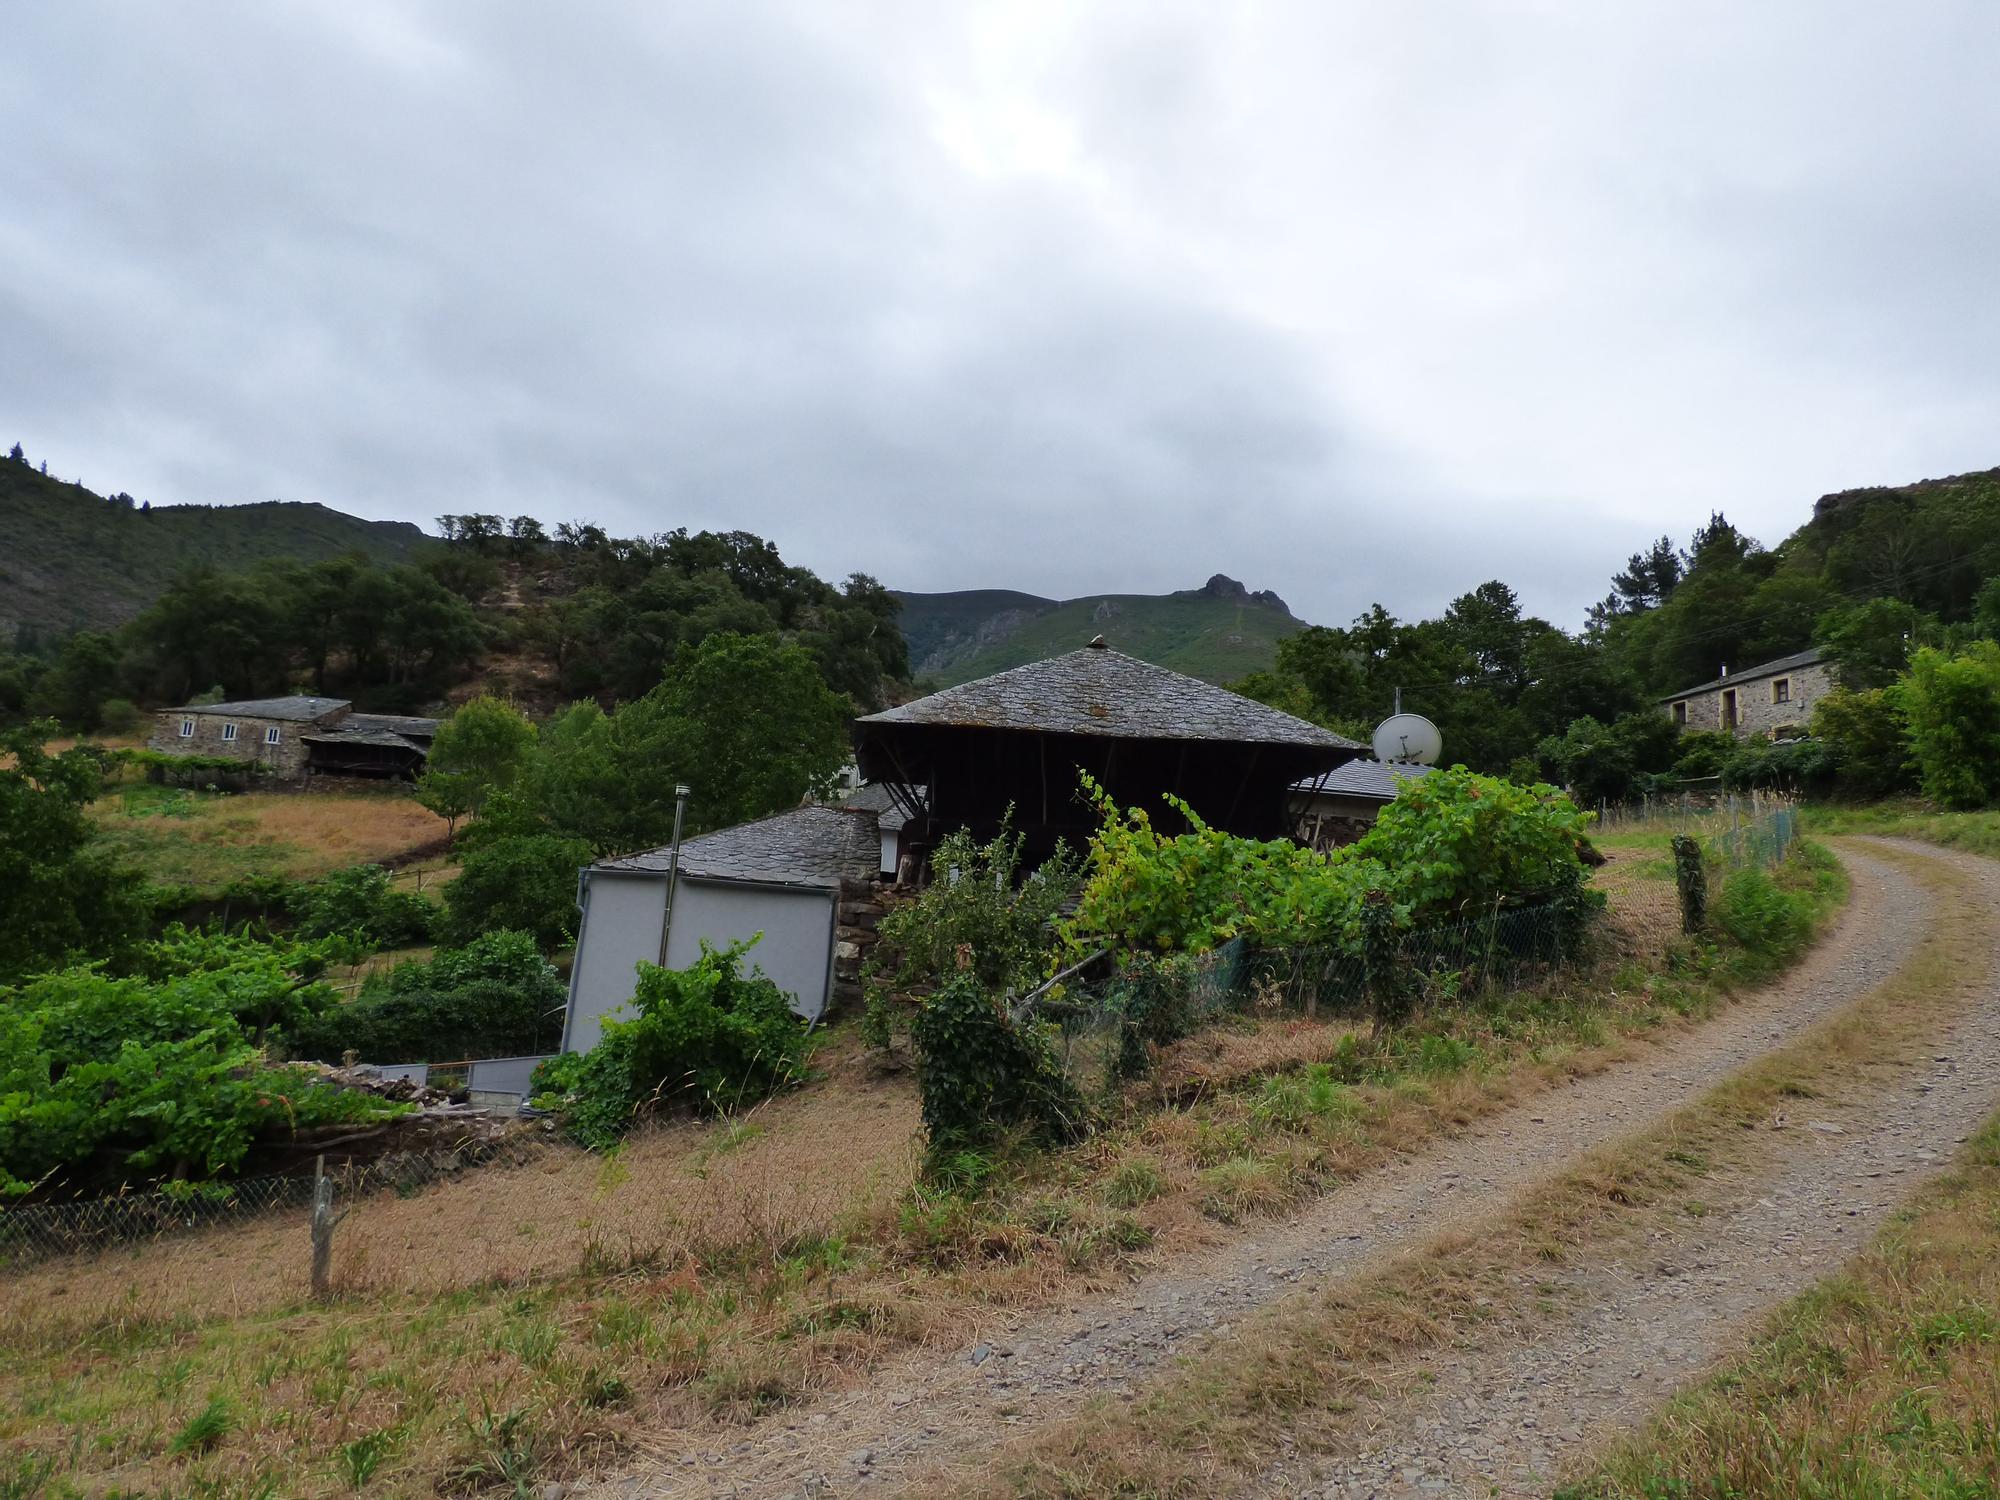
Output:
(582, 837), (1998, 1499)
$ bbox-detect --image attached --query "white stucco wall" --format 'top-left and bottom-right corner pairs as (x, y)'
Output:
(663, 880), (837, 1022)
(561, 872), (669, 1053)
(562, 870), (840, 1052)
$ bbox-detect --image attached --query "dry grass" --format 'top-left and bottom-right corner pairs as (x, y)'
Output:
(0, 1041), (925, 1498)
(0, 851), (1833, 1498)
(88, 783), (449, 890)
(916, 842), (1983, 1499)
(1569, 1108), (2000, 1499)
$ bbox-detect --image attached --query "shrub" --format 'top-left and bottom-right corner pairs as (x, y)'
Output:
(863, 817), (1079, 1048)
(1712, 866), (1815, 959)
(910, 970), (1087, 1157)
(0, 724), (148, 982)
(1060, 773), (1381, 955)
(869, 818), (1078, 995)
(1899, 645), (2000, 809)
(440, 831), (591, 951)
(1354, 765), (1599, 919)
(284, 930), (566, 1065)
(0, 959), (401, 1196)
(1717, 736), (1838, 795)
(531, 939), (806, 1149)
(1811, 687), (1915, 798)
(1058, 766), (1597, 961)
(291, 864), (435, 947)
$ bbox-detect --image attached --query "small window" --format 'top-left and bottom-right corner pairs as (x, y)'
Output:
(1772, 677), (1790, 705)
(1671, 701), (1687, 725)
(178, 719), (195, 738)
(264, 726), (281, 745)
(220, 723), (238, 742)
(1722, 689), (1738, 728)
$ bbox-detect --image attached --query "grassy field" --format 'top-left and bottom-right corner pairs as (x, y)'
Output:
(89, 781), (450, 892)
(0, 848), (1840, 1498)
(1804, 799), (2000, 860)
(1568, 1104), (2000, 1499)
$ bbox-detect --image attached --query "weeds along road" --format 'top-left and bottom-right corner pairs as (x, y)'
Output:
(584, 839), (1995, 1500)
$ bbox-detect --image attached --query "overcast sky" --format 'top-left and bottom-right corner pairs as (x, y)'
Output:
(5, 3), (1998, 630)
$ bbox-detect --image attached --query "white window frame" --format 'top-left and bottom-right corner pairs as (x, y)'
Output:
(220, 722), (238, 742)
(264, 726), (281, 745)
(178, 718), (196, 738)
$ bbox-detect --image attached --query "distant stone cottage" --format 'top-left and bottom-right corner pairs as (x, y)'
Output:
(1659, 648), (1831, 740)
(148, 696), (440, 781)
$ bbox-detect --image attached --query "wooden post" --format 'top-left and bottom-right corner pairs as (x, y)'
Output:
(310, 1154), (337, 1302)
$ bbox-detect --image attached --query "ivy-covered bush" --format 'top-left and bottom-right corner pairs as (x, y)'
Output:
(0, 951), (402, 1196)
(290, 864), (436, 948)
(911, 971), (1087, 1154)
(283, 930), (565, 1065)
(530, 939), (806, 1148)
(1104, 952), (1206, 1080)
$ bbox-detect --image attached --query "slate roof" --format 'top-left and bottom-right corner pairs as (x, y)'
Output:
(596, 805), (881, 888)
(837, 781), (911, 830)
(344, 712), (440, 738)
(300, 728), (427, 751)
(1663, 648), (1824, 702)
(858, 644), (1359, 749)
(171, 695), (350, 722)
(1292, 759), (1434, 802)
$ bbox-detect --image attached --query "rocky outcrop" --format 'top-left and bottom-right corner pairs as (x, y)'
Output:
(1179, 573), (1293, 615)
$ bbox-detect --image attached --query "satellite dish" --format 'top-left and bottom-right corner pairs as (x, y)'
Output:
(1372, 712), (1443, 766)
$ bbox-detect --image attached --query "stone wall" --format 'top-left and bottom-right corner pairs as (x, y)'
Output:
(147, 709), (330, 779)
(1664, 659), (1833, 741)
(830, 877), (895, 1014)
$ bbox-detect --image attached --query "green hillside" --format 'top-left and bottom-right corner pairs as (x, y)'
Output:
(895, 575), (1305, 686)
(0, 456), (427, 640)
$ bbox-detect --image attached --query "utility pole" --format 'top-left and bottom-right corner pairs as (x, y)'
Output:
(657, 784), (692, 968)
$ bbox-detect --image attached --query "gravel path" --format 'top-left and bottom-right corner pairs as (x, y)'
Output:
(1281, 837), (2000, 1498)
(582, 842), (1944, 1500)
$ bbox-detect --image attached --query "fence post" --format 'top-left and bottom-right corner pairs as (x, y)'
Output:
(310, 1154), (340, 1302)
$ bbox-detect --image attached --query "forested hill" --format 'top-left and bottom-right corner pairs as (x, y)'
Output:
(896, 574), (1304, 686)
(0, 453), (425, 640)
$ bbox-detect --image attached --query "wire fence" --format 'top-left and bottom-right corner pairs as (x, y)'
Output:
(1709, 802), (1800, 871)
(0, 1138), (530, 1271)
(1591, 788), (1798, 840)
(1020, 897), (1594, 1096)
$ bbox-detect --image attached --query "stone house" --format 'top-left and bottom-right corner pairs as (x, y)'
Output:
(1660, 648), (1832, 740)
(149, 695), (439, 781)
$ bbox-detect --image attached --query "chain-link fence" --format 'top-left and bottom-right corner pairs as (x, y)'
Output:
(0, 1139), (532, 1271)
(1709, 803), (1799, 871)
(1019, 897), (1595, 1096)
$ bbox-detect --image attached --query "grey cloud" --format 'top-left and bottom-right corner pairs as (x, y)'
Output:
(4, 2), (1997, 634)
